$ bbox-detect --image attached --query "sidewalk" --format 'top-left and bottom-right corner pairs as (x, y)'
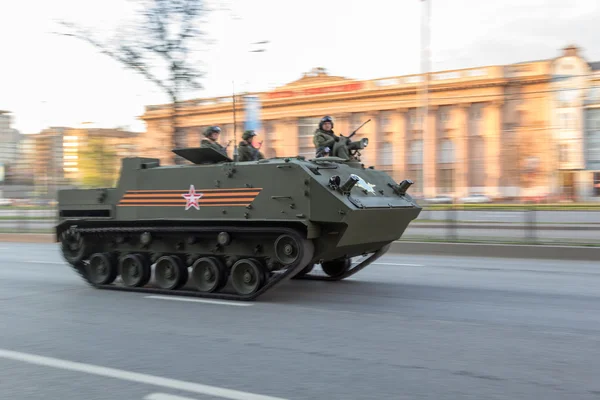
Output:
(0, 234), (54, 243)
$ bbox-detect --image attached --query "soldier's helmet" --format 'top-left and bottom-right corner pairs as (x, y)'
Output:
(319, 116), (334, 130)
(242, 130), (257, 141)
(204, 126), (221, 137)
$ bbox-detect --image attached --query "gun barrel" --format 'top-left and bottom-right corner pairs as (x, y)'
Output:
(348, 118), (372, 138)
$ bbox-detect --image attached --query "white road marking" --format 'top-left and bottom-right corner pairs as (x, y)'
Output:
(145, 393), (199, 400)
(372, 262), (424, 267)
(145, 295), (254, 307)
(0, 348), (286, 400)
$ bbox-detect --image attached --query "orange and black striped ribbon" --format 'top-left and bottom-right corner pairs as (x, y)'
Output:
(118, 188), (262, 207)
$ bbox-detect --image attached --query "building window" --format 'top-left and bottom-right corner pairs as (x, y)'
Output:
(408, 140), (423, 165)
(557, 88), (577, 105)
(407, 167), (423, 195)
(261, 121), (277, 158)
(588, 86), (600, 103)
(380, 141), (394, 173)
(468, 135), (485, 188)
(438, 106), (451, 124)
(588, 111), (600, 130)
(559, 144), (569, 163)
(406, 139), (423, 194)
(437, 139), (455, 193)
(438, 139), (455, 164)
(379, 111), (393, 132)
(587, 133), (600, 164)
(297, 117), (320, 159)
(438, 169), (454, 193)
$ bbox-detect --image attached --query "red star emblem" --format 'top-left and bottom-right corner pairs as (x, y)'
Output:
(182, 184), (203, 210)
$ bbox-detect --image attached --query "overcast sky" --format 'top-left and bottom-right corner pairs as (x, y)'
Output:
(0, 0), (599, 133)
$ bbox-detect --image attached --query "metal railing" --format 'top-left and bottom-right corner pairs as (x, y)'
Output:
(403, 202), (600, 246)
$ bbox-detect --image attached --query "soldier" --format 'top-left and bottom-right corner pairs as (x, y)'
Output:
(312, 116), (351, 159)
(200, 126), (228, 157)
(238, 130), (265, 162)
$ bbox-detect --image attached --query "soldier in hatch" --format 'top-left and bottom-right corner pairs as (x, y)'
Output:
(200, 126), (229, 157)
(312, 116), (351, 159)
(238, 130), (265, 162)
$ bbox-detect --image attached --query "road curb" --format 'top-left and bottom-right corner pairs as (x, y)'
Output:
(409, 223), (600, 231)
(389, 241), (600, 261)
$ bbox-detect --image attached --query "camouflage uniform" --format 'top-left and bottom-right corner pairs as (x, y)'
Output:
(200, 126), (228, 157)
(312, 116), (350, 159)
(238, 130), (265, 162)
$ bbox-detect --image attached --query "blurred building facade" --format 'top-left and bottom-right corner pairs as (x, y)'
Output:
(0, 111), (22, 183)
(140, 45), (600, 201)
(11, 135), (36, 184)
(29, 127), (138, 197)
(584, 64), (600, 198)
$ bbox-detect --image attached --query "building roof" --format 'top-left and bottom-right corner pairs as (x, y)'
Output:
(85, 128), (139, 138)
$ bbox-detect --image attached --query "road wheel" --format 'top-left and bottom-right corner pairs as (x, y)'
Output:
(231, 258), (266, 296)
(86, 253), (118, 285)
(321, 258), (351, 279)
(191, 257), (228, 293)
(119, 254), (151, 288)
(155, 255), (188, 290)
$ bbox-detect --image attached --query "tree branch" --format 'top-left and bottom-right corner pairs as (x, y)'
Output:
(55, 0), (210, 164)
(57, 21), (172, 97)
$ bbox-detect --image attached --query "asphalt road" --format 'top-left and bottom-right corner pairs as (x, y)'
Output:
(1, 243), (600, 399)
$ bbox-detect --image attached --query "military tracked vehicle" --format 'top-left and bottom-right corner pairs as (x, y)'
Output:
(55, 144), (421, 301)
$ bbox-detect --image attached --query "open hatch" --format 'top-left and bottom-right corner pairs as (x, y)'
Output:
(172, 147), (234, 164)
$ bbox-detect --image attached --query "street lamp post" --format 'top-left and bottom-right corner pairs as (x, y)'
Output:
(231, 40), (269, 161)
(419, 0), (431, 196)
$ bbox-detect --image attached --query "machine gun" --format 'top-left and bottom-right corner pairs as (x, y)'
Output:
(338, 119), (371, 160)
(345, 118), (371, 140)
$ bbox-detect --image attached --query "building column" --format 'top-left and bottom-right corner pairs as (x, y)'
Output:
(392, 108), (407, 182)
(273, 118), (297, 158)
(360, 111), (379, 168)
(484, 101), (502, 197)
(335, 113), (351, 137)
(455, 103), (470, 197)
(423, 106), (438, 197)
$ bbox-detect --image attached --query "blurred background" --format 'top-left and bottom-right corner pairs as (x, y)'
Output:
(1, 0), (600, 247)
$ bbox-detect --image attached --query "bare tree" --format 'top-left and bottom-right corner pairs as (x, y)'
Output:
(57, 0), (213, 164)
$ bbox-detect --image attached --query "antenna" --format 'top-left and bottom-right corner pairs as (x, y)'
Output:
(232, 81), (239, 162)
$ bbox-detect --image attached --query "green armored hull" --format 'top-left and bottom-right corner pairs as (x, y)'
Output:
(56, 147), (421, 301)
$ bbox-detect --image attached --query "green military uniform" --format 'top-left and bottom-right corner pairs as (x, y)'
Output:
(238, 130), (265, 162)
(313, 128), (336, 153)
(200, 126), (228, 157)
(313, 126), (350, 160)
(238, 141), (264, 161)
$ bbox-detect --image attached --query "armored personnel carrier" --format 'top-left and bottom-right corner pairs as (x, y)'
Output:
(55, 145), (421, 301)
